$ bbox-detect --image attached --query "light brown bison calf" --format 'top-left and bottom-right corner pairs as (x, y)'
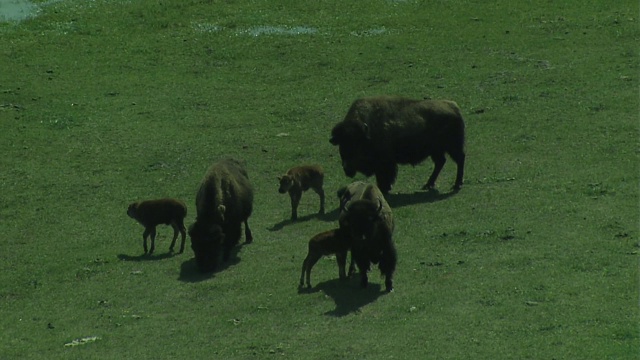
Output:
(127, 198), (187, 255)
(299, 228), (355, 289)
(278, 165), (325, 221)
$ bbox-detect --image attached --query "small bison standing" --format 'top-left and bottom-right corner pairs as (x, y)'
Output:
(339, 181), (396, 292)
(278, 165), (325, 221)
(330, 95), (466, 193)
(127, 198), (187, 255)
(299, 228), (355, 289)
(189, 158), (254, 272)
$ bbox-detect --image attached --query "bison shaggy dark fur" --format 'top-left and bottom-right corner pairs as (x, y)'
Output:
(330, 95), (466, 193)
(339, 181), (396, 292)
(278, 165), (325, 221)
(188, 158), (253, 272)
(127, 198), (187, 255)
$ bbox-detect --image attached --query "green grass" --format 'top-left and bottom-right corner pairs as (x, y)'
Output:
(1, 0), (638, 358)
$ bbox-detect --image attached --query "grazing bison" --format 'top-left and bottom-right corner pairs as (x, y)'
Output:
(188, 158), (253, 272)
(278, 165), (325, 221)
(127, 198), (187, 255)
(339, 181), (396, 292)
(299, 228), (355, 289)
(330, 95), (466, 193)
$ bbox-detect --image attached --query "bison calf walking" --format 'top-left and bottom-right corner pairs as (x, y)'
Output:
(189, 158), (254, 272)
(278, 165), (325, 221)
(299, 228), (355, 289)
(339, 182), (396, 292)
(127, 198), (187, 255)
(330, 96), (466, 193)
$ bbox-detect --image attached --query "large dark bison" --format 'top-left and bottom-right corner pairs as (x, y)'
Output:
(188, 158), (253, 272)
(330, 95), (466, 193)
(339, 181), (396, 292)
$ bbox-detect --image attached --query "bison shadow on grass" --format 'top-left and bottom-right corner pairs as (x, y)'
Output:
(385, 188), (457, 208)
(177, 244), (245, 283)
(117, 252), (176, 262)
(268, 207), (340, 232)
(298, 277), (384, 317)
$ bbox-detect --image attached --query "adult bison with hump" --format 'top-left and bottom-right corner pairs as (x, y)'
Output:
(329, 96), (466, 193)
(339, 181), (396, 292)
(189, 158), (253, 272)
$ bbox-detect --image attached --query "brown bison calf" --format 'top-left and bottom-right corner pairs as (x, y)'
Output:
(127, 198), (187, 255)
(299, 228), (355, 289)
(278, 165), (325, 221)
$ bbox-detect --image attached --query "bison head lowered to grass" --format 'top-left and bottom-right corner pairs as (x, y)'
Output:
(338, 181), (396, 292)
(330, 95), (466, 193)
(189, 158), (253, 272)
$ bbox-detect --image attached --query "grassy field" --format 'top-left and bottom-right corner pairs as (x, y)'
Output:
(1, 0), (638, 358)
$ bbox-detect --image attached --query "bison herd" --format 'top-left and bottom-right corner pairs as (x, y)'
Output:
(127, 95), (466, 292)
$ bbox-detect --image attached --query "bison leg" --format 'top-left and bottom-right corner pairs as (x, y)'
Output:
(347, 252), (356, 277)
(178, 222), (186, 254)
(354, 255), (370, 288)
(169, 223), (180, 252)
(375, 164), (398, 194)
(423, 152), (446, 190)
(313, 186), (325, 215)
(450, 149), (465, 190)
(299, 258), (307, 287)
(300, 252), (321, 288)
(380, 265), (395, 293)
(142, 228), (151, 254)
(379, 244), (398, 293)
(336, 251), (347, 280)
(359, 270), (369, 288)
(289, 190), (302, 220)
(244, 220), (253, 244)
(384, 277), (394, 293)
(146, 227), (157, 255)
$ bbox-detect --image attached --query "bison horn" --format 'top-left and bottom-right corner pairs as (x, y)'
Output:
(341, 200), (350, 214)
(363, 122), (371, 139)
(376, 199), (383, 215)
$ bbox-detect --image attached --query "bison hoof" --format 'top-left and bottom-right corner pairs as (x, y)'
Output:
(299, 283), (312, 290)
(385, 279), (394, 292)
(422, 183), (435, 191)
